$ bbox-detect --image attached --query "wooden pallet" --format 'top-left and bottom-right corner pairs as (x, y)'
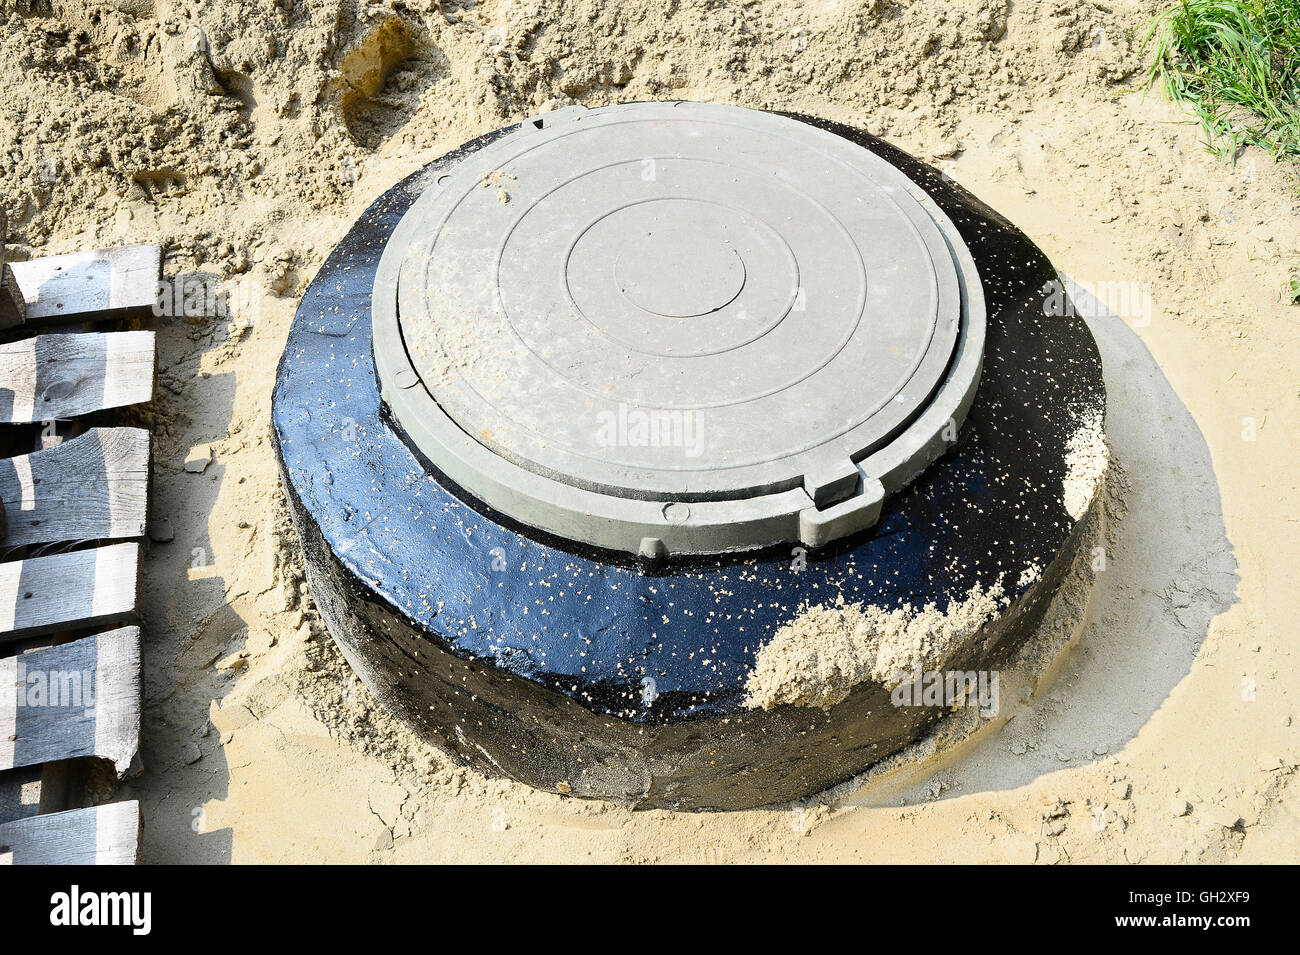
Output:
(0, 222), (158, 865)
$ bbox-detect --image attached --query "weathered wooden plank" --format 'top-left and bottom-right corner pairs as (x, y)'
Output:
(0, 636), (76, 825)
(0, 428), (150, 547)
(0, 800), (140, 864)
(0, 543), (140, 642)
(0, 626), (141, 777)
(6, 244), (160, 323)
(0, 212), (24, 331)
(0, 267), (23, 331)
(0, 331), (156, 424)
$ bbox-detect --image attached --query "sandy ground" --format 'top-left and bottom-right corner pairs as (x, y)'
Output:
(3, 0), (1297, 862)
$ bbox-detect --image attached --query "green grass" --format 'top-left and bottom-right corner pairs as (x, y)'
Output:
(1145, 0), (1300, 159)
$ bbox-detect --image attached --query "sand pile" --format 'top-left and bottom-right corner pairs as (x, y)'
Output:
(744, 581), (1009, 710)
(2, 0), (1149, 266)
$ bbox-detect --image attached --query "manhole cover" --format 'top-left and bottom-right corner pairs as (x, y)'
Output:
(373, 102), (985, 556)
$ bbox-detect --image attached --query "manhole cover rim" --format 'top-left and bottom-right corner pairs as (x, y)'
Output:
(373, 103), (986, 555)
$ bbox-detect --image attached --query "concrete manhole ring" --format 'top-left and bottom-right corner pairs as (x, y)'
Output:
(273, 105), (1106, 810)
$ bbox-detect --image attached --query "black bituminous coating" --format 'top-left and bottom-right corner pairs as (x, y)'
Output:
(272, 113), (1105, 810)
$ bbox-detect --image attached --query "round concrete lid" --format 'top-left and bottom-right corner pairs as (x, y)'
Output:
(373, 103), (986, 556)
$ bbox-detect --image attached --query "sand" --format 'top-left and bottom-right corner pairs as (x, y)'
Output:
(3, 0), (1297, 862)
(743, 580), (1010, 711)
(1063, 412), (1109, 521)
